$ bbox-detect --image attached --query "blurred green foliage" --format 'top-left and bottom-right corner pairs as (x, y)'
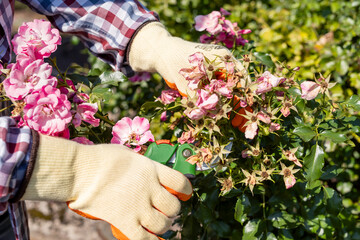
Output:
(142, 0), (360, 99)
(72, 1), (360, 239)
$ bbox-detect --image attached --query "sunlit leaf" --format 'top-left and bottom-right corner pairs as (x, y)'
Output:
(304, 144), (324, 186)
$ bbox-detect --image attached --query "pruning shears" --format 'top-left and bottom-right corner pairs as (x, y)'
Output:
(144, 140), (197, 178)
(144, 140), (232, 178)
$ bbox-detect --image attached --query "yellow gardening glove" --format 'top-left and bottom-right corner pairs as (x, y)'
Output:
(21, 134), (192, 240)
(128, 22), (246, 97)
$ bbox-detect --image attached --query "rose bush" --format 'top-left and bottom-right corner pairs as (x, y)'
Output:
(1, 7), (360, 239)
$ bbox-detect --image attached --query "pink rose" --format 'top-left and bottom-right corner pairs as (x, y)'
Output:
(206, 80), (233, 98)
(199, 34), (214, 44)
(196, 89), (219, 111)
(284, 175), (297, 189)
(12, 19), (61, 59)
(236, 35), (249, 46)
(16, 45), (38, 61)
(194, 11), (222, 34)
(23, 85), (72, 135)
(160, 111), (167, 122)
(216, 32), (234, 49)
(73, 92), (90, 104)
(245, 122), (258, 139)
(52, 129), (70, 139)
(179, 66), (206, 90)
(72, 110), (81, 127)
(300, 81), (321, 100)
(281, 106), (291, 117)
(179, 53), (207, 90)
(222, 20), (237, 35)
(239, 29), (252, 35)
(111, 116), (155, 152)
(3, 59), (57, 101)
(74, 103), (100, 127)
(257, 111), (271, 124)
(256, 71), (281, 94)
(159, 89), (181, 104)
(72, 137), (94, 145)
(269, 122), (281, 132)
(220, 8), (231, 16)
(129, 72), (151, 82)
(241, 149), (251, 158)
(178, 129), (196, 144)
(188, 52), (205, 67)
(186, 108), (206, 120)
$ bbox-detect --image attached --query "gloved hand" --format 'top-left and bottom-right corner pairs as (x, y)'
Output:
(21, 134), (192, 240)
(128, 22), (247, 97)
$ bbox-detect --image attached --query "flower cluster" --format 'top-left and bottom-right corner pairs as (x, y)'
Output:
(0, 19), (155, 150)
(111, 116), (154, 152)
(153, 9), (338, 196)
(194, 8), (251, 48)
(1, 19), (75, 136)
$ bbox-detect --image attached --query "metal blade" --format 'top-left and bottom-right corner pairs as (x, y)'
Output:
(195, 141), (233, 171)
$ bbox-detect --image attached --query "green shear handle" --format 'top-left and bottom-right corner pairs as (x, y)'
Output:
(144, 140), (196, 178)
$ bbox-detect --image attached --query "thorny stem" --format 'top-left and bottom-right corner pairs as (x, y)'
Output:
(86, 124), (102, 143)
(94, 112), (115, 126)
(0, 104), (14, 113)
(49, 58), (67, 82)
(263, 187), (267, 235)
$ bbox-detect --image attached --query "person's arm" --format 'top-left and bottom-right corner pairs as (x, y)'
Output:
(18, 133), (192, 240)
(18, 0), (245, 98)
(18, 0), (159, 75)
(0, 0), (15, 64)
(0, 117), (32, 214)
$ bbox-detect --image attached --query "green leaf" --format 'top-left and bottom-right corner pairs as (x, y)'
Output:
(67, 73), (91, 87)
(266, 232), (277, 240)
(88, 68), (102, 76)
(304, 144), (324, 185)
(181, 215), (201, 238)
(320, 165), (343, 180)
(253, 52), (275, 68)
(91, 86), (113, 102)
(305, 180), (322, 191)
(288, 87), (302, 97)
(338, 60), (349, 75)
(293, 126), (317, 142)
(267, 211), (302, 229)
(231, 229), (242, 240)
(140, 101), (164, 113)
(320, 130), (347, 143)
(209, 221), (231, 237)
(234, 194), (251, 224)
(243, 219), (263, 240)
(279, 229), (294, 240)
(98, 71), (127, 86)
(345, 95), (360, 111)
(194, 204), (215, 226)
(323, 187), (342, 215)
(304, 215), (335, 239)
(336, 182), (353, 195)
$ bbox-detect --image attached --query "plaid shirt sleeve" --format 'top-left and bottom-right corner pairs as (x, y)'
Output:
(17, 0), (159, 76)
(0, 0), (14, 64)
(0, 117), (32, 240)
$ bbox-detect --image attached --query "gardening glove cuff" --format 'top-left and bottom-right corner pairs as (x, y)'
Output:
(20, 134), (192, 239)
(128, 22), (247, 97)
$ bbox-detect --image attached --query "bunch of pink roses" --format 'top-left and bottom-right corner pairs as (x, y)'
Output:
(194, 8), (251, 48)
(0, 19), (155, 150)
(0, 19), (101, 137)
